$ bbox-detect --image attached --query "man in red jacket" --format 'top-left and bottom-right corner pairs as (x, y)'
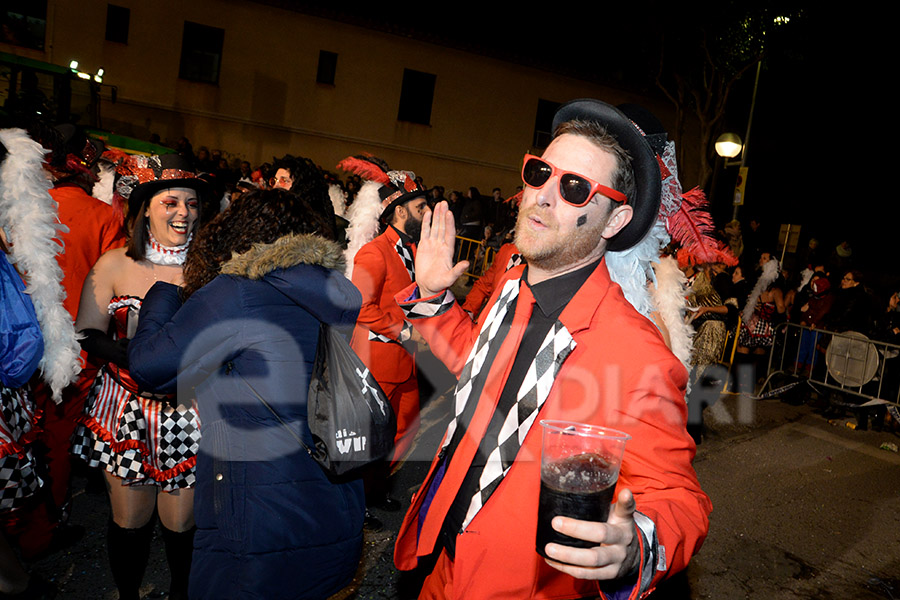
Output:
(340, 155), (429, 513)
(393, 99), (711, 599)
(460, 242), (521, 321)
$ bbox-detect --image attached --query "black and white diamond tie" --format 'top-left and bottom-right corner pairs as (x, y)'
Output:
(460, 320), (575, 529)
(441, 277), (521, 451)
(506, 253), (523, 271)
(394, 238), (415, 282)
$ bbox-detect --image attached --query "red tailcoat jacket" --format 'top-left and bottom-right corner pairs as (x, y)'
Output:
(393, 259), (711, 600)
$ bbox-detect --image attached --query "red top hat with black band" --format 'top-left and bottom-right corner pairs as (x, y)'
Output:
(337, 154), (426, 220)
(121, 153), (212, 220)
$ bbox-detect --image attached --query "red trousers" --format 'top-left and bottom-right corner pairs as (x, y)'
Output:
(382, 376), (420, 465)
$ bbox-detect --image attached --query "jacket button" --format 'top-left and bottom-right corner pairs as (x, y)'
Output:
(215, 473), (224, 481)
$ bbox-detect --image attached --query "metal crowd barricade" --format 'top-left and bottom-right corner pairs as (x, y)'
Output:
(767, 322), (900, 406)
(453, 236), (496, 280)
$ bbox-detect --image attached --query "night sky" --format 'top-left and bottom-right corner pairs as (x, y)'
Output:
(302, 2), (884, 273)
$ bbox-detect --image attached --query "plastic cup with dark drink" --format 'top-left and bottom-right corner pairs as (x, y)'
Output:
(536, 420), (630, 560)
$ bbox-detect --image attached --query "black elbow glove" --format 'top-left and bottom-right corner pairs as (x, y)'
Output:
(79, 329), (130, 369)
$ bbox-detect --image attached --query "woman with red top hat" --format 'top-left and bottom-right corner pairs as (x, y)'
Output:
(70, 153), (212, 600)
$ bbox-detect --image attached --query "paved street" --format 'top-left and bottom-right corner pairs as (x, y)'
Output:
(24, 375), (900, 599)
(682, 394), (900, 599)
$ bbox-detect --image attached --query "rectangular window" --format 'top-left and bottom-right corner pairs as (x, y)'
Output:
(533, 99), (561, 148)
(105, 4), (130, 44)
(397, 68), (436, 125)
(178, 21), (225, 85)
(1, 1), (47, 51)
(316, 50), (338, 85)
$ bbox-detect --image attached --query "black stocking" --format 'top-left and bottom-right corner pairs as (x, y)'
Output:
(107, 518), (155, 600)
(160, 524), (195, 600)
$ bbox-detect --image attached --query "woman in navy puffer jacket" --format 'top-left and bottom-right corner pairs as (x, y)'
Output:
(128, 181), (365, 600)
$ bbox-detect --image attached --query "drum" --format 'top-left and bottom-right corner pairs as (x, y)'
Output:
(825, 331), (880, 387)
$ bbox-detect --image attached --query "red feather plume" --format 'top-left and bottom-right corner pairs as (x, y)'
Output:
(668, 187), (738, 268)
(505, 190), (523, 205)
(336, 154), (391, 186)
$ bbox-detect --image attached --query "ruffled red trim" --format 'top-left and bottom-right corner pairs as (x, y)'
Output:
(75, 415), (196, 482)
(0, 411), (41, 460)
(0, 435), (35, 460)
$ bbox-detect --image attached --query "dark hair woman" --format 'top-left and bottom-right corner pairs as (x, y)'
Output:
(71, 153), (212, 600)
(128, 184), (364, 600)
(269, 154), (337, 240)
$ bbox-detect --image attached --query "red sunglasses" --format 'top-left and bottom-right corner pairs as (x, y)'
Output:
(521, 154), (627, 206)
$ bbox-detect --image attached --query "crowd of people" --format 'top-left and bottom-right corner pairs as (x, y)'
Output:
(679, 222), (899, 439)
(0, 95), (893, 600)
(683, 229), (897, 382)
(153, 136), (522, 272)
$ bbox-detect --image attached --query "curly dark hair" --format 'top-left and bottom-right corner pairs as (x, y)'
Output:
(182, 188), (333, 298)
(272, 154), (336, 239)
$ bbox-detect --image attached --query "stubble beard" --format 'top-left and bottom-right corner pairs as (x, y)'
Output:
(514, 205), (609, 272)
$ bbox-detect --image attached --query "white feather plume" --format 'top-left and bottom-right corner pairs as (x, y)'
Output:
(606, 139), (692, 394)
(92, 161), (115, 205)
(742, 258), (780, 324)
(343, 180), (383, 279)
(651, 256), (694, 373)
(607, 139), (681, 322)
(328, 183), (347, 218)
(0, 129), (82, 402)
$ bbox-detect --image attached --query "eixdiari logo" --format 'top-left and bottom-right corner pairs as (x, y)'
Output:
(171, 318), (762, 464)
(175, 318), (314, 462)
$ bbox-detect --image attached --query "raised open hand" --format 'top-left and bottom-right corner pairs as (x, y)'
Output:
(415, 201), (469, 297)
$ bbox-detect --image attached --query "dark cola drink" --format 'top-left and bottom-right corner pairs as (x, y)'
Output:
(535, 451), (617, 559)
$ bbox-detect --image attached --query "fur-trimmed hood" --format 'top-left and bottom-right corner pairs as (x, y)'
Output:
(219, 233), (359, 327)
(222, 233), (346, 279)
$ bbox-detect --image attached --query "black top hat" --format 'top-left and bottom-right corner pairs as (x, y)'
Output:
(551, 99), (662, 251)
(124, 153), (212, 219)
(45, 124), (105, 181)
(375, 170), (427, 219)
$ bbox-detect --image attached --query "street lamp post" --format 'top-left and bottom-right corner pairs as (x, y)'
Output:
(710, 132), (742, 223)
(730, 59), (763, 221)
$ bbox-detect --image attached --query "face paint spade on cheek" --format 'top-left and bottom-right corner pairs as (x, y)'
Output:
(576, 215), (587, 228)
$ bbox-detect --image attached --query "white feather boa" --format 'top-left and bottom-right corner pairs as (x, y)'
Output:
(0, 129), (82, 402)
(607, 140), (684, 320)
(742, 258), (780, 324)
(607, 140), (683, 321)
(343, 180), (383, 279)
(650, 256), (694, 373)
(606, 139), (692, 391)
